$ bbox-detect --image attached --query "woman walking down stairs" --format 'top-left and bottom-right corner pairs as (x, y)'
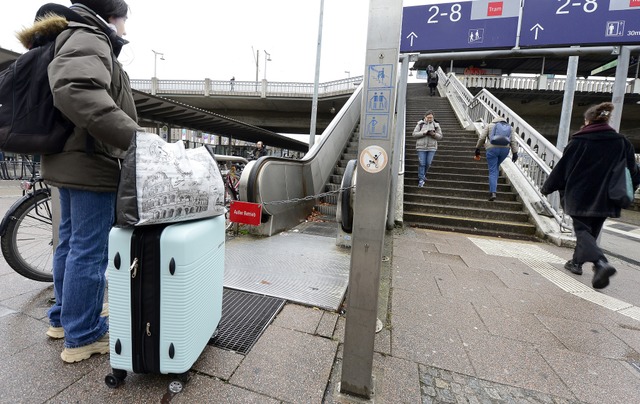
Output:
(403, 83), (537, 240)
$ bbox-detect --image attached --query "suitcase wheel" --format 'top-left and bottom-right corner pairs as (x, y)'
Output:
(105, 368), (127, 388)
(167, 372), (191, 394)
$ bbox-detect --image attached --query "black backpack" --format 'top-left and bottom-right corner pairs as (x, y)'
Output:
(0, 38), (75, 155)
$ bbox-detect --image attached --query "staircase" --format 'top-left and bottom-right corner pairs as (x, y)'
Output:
(314, 123), (360, 220)
(403, 83), (537, 240)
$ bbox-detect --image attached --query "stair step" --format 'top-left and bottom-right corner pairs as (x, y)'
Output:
(404, 200), (529, 222)
(403, 212), (536, 236)
(404, 186), (518, 201)
(404, 193), (521, 210)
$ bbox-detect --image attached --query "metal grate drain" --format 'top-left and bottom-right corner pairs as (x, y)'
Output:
(209, 288), (285, 355)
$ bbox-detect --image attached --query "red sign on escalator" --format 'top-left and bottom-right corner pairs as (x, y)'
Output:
(229, 201), (262, 226)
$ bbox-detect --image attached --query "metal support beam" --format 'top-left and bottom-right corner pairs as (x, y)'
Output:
(557, 55), (578, 152)
(610, 46), (631, 132)
(309, 0), (325, 148)
(387, 55), (410, 230)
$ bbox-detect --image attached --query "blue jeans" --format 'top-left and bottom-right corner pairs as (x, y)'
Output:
(486, 147), (509, 193)
(417, 150), (436, 182)
(48, 188), (114, 348)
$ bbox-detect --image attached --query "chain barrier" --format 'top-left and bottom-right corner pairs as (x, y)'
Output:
(261, 185), (356, 206)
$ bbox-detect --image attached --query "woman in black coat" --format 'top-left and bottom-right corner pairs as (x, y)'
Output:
(541, 102), (640, 289)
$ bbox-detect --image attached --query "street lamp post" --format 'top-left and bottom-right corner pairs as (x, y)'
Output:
(345, 70), (351, 78)
(263, 51), (272, 81)
(152, 49), (164, 78)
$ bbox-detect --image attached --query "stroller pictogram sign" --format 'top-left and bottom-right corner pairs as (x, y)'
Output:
(359, 145), (388, 174)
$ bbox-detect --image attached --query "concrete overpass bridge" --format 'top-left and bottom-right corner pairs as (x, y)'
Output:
(130, 74), (640, 148)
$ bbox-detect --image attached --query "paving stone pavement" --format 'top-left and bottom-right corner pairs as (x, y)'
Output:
(419, 365), (581, 404)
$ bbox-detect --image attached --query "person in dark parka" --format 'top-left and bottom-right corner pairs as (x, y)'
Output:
(541, 102), (640, 289)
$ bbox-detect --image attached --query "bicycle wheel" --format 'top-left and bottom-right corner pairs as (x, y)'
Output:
(1, 190), (54, 282)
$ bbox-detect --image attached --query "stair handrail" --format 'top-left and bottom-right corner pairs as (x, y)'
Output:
(443, 72), (572, 233)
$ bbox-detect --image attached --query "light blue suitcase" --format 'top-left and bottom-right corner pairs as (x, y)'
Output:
(105, 215), (225, 388)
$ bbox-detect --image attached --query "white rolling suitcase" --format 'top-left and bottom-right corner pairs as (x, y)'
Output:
(104, 215), (225, 389)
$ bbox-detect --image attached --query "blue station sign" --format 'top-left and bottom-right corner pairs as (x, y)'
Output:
(400, 0), (521, 53)
(520, 0), (640, 47)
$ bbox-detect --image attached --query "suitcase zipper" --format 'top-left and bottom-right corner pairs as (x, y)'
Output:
(130, 227), (163, 374)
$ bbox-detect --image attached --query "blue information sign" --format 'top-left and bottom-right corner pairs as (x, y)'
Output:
(400, 0), (520, 53)
(520, 0), (640, 47)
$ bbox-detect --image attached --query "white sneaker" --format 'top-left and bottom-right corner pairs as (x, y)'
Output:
(60, 333), (109, 363)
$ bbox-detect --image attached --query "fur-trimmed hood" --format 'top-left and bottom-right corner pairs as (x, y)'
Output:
(16, 14), (69, 50)
(15, 3), (127, 56)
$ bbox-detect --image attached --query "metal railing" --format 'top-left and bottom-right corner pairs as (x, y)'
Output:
(130, 76), (363, 98)
(458, 74), (637, 94)
(444, 72), (572, 232)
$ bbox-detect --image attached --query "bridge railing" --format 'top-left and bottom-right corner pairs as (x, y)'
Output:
(458, 74), (636, 94)
(130, 76), (363, 98)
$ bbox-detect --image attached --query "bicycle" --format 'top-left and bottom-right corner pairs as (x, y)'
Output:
(0, 157), (54, 282)
(221, 163), (241, 231)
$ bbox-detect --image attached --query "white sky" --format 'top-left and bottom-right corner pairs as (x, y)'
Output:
(0, 0), (447, 83)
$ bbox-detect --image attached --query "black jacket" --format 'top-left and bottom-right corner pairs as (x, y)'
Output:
(541, 123), (640, 218)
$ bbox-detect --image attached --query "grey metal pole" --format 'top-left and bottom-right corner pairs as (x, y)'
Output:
(309, 0), (324, 148)
(610, 46), (630, 132)
(387, 55), (409, 230)
(340, 0), (403, 398)
(556, 55), (579, 152)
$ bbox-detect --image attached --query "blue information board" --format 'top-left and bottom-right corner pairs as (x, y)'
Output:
(520, 0), (640, 47)
(400, 0), (520, 53)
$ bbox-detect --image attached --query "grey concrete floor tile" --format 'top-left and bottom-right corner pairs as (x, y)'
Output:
(436, 278), (502, 308)
(422, 250), (467, 266)
(448, 264), (508, 287)
(533, 292), (630, 328)
(605, 323), (640, 356)
(316, 311), (339, 338)
(473, 305), (566, 349)
(393, 288), (487, 332)
(1, 286), (54, 321)
(393, 239), (439, 259)
(374, 328), (391, 356)
(457, 329), (573, 399)
(371, 353), (422, 403)
(230, 324), (338, 403)
(540, 346), (640, 404)
(391, 319), (476, 376)
(0, 312), (50, 358)
(192, 345), (244, 380)
(1, 335), (109, 403)
(0, 271), (50, 302)
(391, 263), (445, 296)
(323, 354), (422, 403)
(49, 359), (181, 403)
(537, 314), (638, 360)
(173, 374), (280, 404)
(272, 303), (323, 334)
(488, 286), (553, 314)
(491, 264), (567, 296)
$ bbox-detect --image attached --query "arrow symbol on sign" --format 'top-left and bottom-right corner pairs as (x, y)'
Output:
(530, 23), (544, 40)
(407, 32), (418, 47)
